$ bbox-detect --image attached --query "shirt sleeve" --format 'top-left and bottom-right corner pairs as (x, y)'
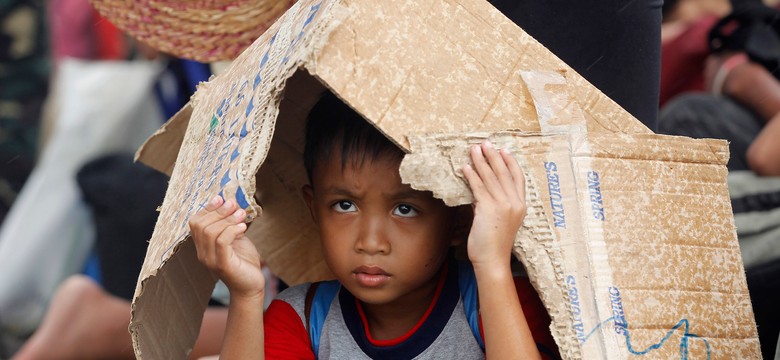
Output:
(264, 299), (316, 360)
(514, 276), (561, 360)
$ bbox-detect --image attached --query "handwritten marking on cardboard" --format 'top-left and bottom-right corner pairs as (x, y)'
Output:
(579, 286), (712, 359)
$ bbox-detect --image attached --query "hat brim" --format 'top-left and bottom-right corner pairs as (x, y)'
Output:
(90, 0), (296, 62)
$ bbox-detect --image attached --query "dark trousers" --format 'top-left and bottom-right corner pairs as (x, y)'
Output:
(490, 0), (663, 130)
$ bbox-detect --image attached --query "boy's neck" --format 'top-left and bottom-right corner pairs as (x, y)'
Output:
(358, 263), (448, 341)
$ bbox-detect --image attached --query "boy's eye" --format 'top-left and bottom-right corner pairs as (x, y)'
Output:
(393, 204), (418, 217)
(333, 201), (357, 213)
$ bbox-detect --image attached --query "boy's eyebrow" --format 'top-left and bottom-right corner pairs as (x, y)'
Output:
(320, 186), (429, 202)
(321, 186), (359, 198)
(388, 189), (429, 202)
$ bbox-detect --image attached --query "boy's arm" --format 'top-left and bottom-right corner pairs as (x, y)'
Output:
(190, 196), (266, 360)
(462, 141), (542, 360)
(221, 293), (265, 359)
(721, 59), (780, 176)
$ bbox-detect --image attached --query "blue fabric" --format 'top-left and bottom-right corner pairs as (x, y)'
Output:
(81, 249), (101, 284)
(457, 261), (484, 351)
(154, 59), (212, 120)
(307, 263), (485, 356)
(309, 280), (340, 359)
(180, 60), (211, 94)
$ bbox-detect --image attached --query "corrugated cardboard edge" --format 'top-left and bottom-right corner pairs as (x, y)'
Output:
(128, 1), (350, 358)
(401, 132), (580, 359)
(400, 132), (760, 359)
(134, 102), (192, 176)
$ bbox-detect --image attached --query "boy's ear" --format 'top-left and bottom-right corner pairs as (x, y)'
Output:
(302, 184), (318, 225)
(449, 205), (473, 247)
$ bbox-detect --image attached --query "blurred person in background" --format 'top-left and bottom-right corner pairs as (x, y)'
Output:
(660, 0), (780, 176)
(0, 0), (239, 357)
(0, 0), (48, 226)
(658, 0), (780, 357)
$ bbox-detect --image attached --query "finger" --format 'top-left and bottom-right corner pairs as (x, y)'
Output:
(204, 195), (223, 212)
(193, 224), (216, 269)
(191, 202), (218, 258)
(191, 199), (239, 233)
(462, 163), (488, 203)
(501, 149), (527, 201)
(202, 208), (246, 240)
(215, 222), (248, 272)
(189, 196), (221, 228)
(471, 142), (506, 200)
(199, 208), (246, 267)
(215, 199), (238, 217)
(483, 142), (520, 202)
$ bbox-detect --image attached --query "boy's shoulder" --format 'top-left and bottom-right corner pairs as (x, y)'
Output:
(274, 280), (342, 321)
(275, 281), (313, 317)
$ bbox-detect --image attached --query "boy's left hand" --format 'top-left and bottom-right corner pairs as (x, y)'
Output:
(462, 141), (527, 270)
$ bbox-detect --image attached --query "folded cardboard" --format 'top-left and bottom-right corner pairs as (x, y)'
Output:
(401, 131), (759, 359)
(131, 0), (760, 358)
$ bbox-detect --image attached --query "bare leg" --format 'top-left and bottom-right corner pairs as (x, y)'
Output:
(190, 306), (228, 359)
(12, 275), (229, 360)
(12, 275), (134, 360)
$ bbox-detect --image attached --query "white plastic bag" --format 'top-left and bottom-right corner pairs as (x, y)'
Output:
(0, 59), (163, 335)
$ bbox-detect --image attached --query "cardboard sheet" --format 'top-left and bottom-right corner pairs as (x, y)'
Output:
(401, 132), (758, 359)
(130, 0), (760, 358)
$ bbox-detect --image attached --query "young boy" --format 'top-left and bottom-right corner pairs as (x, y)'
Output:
(190, 93), (557, 359)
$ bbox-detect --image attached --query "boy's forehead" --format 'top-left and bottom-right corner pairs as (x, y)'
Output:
(314, 153), (451, 207)
(314, 144), (403, 175)
(313, 149), (401, 180)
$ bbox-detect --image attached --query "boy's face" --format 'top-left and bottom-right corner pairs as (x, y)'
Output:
(303, 150), (459, 306)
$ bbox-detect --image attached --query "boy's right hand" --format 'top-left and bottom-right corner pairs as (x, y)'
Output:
(190, 196), (265, 301)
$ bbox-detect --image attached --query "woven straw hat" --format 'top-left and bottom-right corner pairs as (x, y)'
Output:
(90, 0), (296, 62)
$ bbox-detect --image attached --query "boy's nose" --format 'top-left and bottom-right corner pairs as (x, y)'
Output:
(355, 217), (390, 255)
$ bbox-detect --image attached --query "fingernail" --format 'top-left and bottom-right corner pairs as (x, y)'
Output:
(484, 140), (493, 148)
(234, 209), (245, 219)
(210, 196), (220, 206)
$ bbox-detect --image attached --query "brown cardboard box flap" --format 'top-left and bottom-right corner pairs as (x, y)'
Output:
(401, 132), (757, 359)
(130, 0), (759, 358)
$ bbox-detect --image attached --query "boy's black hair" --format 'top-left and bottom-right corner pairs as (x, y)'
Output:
(303, 91), (405, 183)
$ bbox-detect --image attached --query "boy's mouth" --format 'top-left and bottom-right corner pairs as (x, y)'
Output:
(353, 265), (390, 287)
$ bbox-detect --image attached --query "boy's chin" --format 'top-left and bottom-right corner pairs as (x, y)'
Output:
(340, 281), (401, 306)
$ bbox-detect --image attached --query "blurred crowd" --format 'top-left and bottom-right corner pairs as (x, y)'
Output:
(0, 0), (778, 358)
(662, 0), (780, 358)
(0, 0), (229, 358)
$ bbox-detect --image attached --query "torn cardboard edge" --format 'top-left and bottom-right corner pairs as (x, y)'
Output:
(130, 0), (760, 358)
(401, 131), (756, 359)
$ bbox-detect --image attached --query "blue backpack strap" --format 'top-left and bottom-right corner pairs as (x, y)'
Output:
(458, 261), (485, 351)
(306, 280), (341, 358)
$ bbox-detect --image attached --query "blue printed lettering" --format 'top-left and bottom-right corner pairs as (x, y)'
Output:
(566, 275), (586, 342)
(587, 171), (605, 221)
(233, 80), (249, 108)
(545, 161), (566, 228)
(609, 286), (628, 335)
